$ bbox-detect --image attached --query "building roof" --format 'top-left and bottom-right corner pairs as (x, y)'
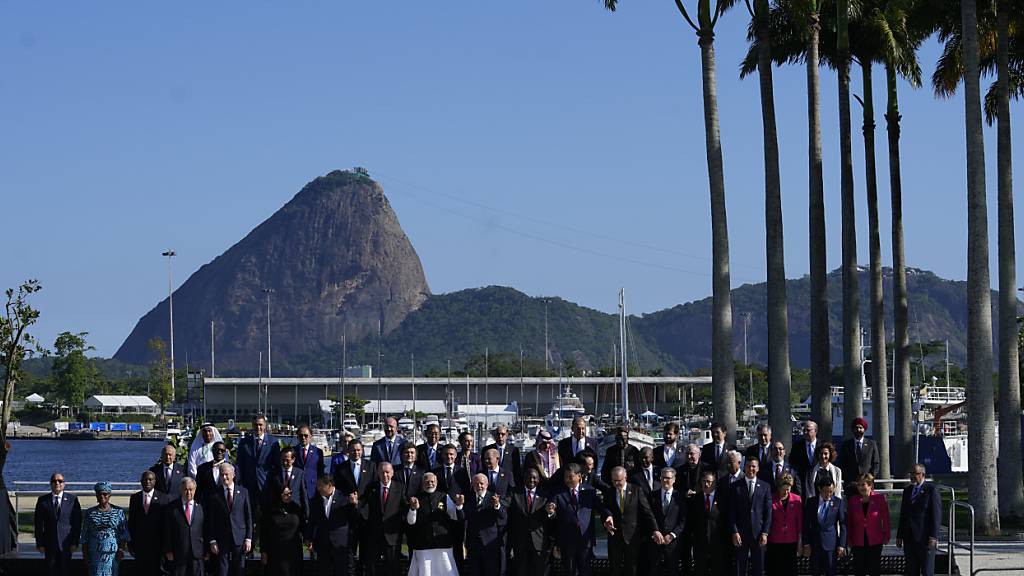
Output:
(83, 395), (158, 408)
(25, 393), (45, 403)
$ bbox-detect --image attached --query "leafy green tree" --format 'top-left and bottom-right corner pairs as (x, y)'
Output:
(148, 338), (172, 416)
(51, 331), (96, 413)
(0, 280), (43, 472)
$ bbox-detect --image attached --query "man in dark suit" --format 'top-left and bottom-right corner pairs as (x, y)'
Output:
(235, 414), (281, 511)
(358, 462), (406, 576)
(897, 464), (942, 576)
(481, 447), (513, 497)
(678, 444), (708, 496)
(557, 417), (596, 469)
(461, 472), (508, 576)
(601, 427), (640, 486)
(128, 470), (168, 576)
(744, 424), (774, 470)
(837, 417), (881, 493)
(760, 440), (803, 496)
(294, 425), (326, 502)
(334, 439), (375, 576)
(398, 443), (425, 499)
(266, 448), (308, 516)
(34, 472), (81, 576)
(416, 424), (445, 471)
(370, 417), (406, 466)
(196, 442), (228, 506)
(152, 444), (188, 499)
(164, 477), (206, 576)
(700, 423), (735, 474)
(306, 475), (358, 576)
(654, 422), (683, 472)
(649, 467), (687, 576)
(628, 447), (661, 497)
(689, 471), (728, 576)
(207, 464), (253, 576)
(790, 420), (819, 485)
(433, 444), (463, 495)
(508, 468), (552, 576)
(803, 475), (846, 576)
(549, 463), (603, 576)
(729, 457), (772, 576)
(578, 453), (610, 494)
(603, 466), (657, 576)
(485, 424), (522, 485)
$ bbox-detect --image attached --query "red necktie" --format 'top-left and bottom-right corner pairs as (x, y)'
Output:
(527, 491), (534, 510)
(304, 446), (310, 464)
(185, 503), (192, 524)
(144, 494), (150, 514)
(705, 494), (711, 512)
(227, 489), (234, 511)
(382, 485), (389, 509)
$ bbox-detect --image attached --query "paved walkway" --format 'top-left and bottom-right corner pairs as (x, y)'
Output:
(954, 541), (1024, 575)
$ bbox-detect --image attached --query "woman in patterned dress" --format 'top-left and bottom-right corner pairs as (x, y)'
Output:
(80, 481), (129, 576)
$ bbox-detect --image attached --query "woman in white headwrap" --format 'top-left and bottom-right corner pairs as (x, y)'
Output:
(187, 423), (224, 477)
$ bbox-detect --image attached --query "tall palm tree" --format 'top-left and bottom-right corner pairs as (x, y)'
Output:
(960, 0), (1000, 535)
(604, 0), (738, 439)
(742, 0), (793, 448)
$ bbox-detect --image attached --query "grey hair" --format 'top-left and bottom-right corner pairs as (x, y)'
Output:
(218, 462), (235, 475)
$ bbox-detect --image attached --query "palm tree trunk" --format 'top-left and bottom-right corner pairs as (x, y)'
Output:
(860, 62), (890, 479)
(699, 28), (738, 441)
(885, 62), (912, 477)
(807, 10), (832, 441)
(996, 0), (1024, 522)
(838, 0), (862, 432)
(755, 3), (792, 449)
(961, 0), (1000, 536)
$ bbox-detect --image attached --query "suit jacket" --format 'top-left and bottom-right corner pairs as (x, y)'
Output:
(266, 467), (308, 517)
(550, 484), (602, 552)
(163, 498), (206, 560)
(370, 435), (406, 466)
(700, 442), (735, 472)
(509, 488), (552, 554)
(359, 482), (406, 546)
(334, 457), (375, 497)
(207, 484), (253, 548)
(650, 488), (686, 541)
(728, 478), (772, 540)
(415, 442), (445, 471)
(687, 490), (726, 548)
(897, 482), (941, 545)
(627, 467), (661, 497)
(745, 443), (774, 470)
(790, 438), (819, 482)
(837, 438), (881, 485)
(235, 434), (280, 497)
(457, 451), (482, 477)
(557, 436), (597, 468)
(677, 462), (708, 494)
(601, 444), (641, 484)
(806, 464), (844, 500)
(804, 496), (847, 551)
(432, 464), (462, 495)
(603, 484), (656, 545)
(293, 443), (326, 498)
(128, 490), (168, 557)
(151, 462), (188, 499)
(846, 492), (891, 547)
(481, 467), (513, 497)
(195, 460), (227, 506)
(397, 465), (425, 498)
(767, 493), (802, 544)
(759, 460), (803, 497)
(306, 490), (356, 549)
(33, 493), (81, 553)
(484, 442), (522, 484)
(654, 443), (683, 471)
(463, 490), (508, 548)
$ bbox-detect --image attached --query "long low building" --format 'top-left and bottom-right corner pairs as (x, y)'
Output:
(200, 376), (712, 424)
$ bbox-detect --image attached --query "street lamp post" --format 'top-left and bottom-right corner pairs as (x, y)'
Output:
(263, 288), (274, 379)
(162, 250), (176, 405)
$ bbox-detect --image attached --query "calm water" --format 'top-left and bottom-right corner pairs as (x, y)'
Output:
(3, 439), (164, 487)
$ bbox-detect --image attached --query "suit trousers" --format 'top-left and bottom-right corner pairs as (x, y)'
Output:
(608, 536), (639, 576)
(766, 542), (798, 576)
(734, 539), (765, 576)
(466, 541), (503, 576)
(315, 542), (349, 576)
(362, 542), (400, 576)
(852, 544), (882, 576)
(559, 545), (593, 576)
(809, 547), (838, 576)
(44, 550), (72, 576)
(904, 540), (936, 576)
(170, 558), (205, 576)
(648, 540), (680, 576)
(133, 550), (165, 576)
(512, 547), (550, 576)
(678, 535), (694, 576)
(216, 544), (246, 576)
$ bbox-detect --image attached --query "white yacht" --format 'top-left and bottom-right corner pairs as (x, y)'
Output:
(544, 385), (591, 440)
(342, 413), (361, 435)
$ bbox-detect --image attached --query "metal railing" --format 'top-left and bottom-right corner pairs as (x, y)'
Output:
(948, 500), (974, 576)
(11, 481), (137, 521)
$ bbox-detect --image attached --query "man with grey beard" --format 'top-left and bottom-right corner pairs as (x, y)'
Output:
(406, 472), (462, 574)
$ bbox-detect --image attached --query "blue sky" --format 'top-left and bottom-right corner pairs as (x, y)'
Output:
(1, 2), (1016, 358)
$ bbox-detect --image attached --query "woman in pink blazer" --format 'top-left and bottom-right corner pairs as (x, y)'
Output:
(766, 473), (803, 576)
(846, 473), (891, 576)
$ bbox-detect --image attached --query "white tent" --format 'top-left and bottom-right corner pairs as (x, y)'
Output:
(83, 395), (159, 414)
(25, 393), (45, 404)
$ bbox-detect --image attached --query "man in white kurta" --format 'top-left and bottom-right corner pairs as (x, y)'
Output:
(405, 472), (462, 576)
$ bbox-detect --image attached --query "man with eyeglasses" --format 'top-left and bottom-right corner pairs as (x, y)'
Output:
(150, 444), (187, 499)
(484, 424), (522, 485)
(294, 425), (325, 502)
(196, 441), (229, 506)
(759, 440), (802, 497)
(34, 473), (81, 576)
(897, 463), (941, 576)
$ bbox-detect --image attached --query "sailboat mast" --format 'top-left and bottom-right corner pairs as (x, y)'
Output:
(619, 289), (628, 425)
